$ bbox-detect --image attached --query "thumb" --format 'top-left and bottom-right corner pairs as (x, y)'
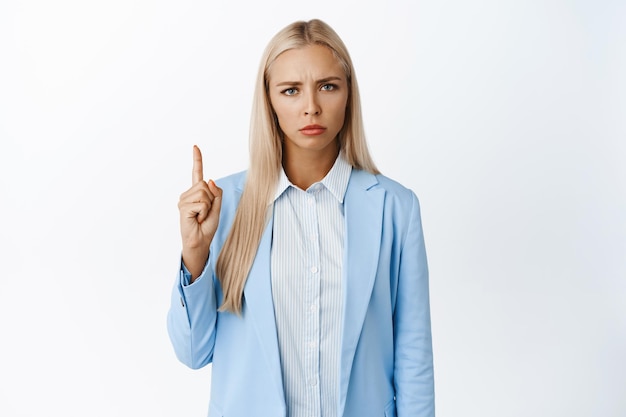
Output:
(208, 180), (223, 217)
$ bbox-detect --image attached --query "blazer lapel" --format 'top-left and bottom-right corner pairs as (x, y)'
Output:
(242, 211), (285, 404)
(338, 170), (385, 412)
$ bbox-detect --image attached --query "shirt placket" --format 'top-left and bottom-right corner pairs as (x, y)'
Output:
(303, 186), (321, 416)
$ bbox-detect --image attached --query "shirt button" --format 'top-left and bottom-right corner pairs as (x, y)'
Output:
(307, 197), (314, 205)
(310, 378), (317, 386)
(310, 304), (317, 312)
(310, 266), (318, 274)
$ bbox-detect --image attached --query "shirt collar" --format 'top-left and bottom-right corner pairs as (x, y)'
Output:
(273, 154), (352, 203)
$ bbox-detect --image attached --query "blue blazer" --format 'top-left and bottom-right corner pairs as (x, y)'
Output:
(167, 169), (434, 417)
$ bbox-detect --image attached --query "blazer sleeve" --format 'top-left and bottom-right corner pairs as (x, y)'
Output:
(393, 192), (435, 416)
(166, 258), (218, 370)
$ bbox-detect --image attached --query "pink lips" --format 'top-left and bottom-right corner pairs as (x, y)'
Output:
(300, 124), (327, 136)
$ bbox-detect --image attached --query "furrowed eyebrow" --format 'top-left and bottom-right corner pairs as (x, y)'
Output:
(316, 76), (343, 84)
(274, 76), (344, 87)
(275, 81), (302, 87)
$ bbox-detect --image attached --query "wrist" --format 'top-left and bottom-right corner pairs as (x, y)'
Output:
(181, 247), (210, 281)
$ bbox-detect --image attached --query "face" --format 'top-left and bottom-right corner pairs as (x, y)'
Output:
(268, 44), (349, 157)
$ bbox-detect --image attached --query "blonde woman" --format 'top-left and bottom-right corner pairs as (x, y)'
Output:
(168, 19), (434, 417)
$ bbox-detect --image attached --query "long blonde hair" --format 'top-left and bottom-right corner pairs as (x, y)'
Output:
(216, 19), (379, 314)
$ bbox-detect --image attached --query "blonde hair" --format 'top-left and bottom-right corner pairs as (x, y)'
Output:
(216, 19), (379, 314)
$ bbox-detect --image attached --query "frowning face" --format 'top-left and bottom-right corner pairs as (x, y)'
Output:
(268, 44), (349, 158)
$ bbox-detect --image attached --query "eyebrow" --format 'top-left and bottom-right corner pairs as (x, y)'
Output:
(275, 76), (344, 87)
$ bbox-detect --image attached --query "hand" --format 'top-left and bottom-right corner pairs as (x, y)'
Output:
(178, 145), (222, 279)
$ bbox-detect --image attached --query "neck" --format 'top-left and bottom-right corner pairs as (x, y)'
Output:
(283, 144), (339, 190)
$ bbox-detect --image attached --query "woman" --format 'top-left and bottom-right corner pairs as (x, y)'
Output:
(167, 19), (434, 417)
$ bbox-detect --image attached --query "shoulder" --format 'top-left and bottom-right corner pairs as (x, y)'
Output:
(351, 169), (419, 207)
(374, 173), (416, 200)
(375, 174), (422, 222)
(212, 171), (247, 216)
(209, 171), (247, 249)
(214, 170), (247, 191)
(348, 170), (422, 231)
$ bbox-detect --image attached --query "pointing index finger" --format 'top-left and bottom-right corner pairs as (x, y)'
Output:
(192, 145), (204, 184)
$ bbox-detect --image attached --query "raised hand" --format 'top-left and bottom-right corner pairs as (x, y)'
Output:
(178, 145), (222, 280)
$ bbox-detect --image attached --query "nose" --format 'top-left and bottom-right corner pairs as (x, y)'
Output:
(304, 92), (321, 116)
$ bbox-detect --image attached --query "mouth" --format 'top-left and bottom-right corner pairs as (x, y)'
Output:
(300, 124), (327, 136)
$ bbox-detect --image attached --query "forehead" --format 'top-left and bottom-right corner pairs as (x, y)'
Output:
(268, 44), (345, 82)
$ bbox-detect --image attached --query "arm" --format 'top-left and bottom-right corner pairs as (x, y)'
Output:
(167, 145), (223, 369)
(394, 193), (435, 416)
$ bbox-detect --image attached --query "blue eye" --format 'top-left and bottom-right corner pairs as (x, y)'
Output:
(321, 84), (336, 91)
(282, 88), (298, 96)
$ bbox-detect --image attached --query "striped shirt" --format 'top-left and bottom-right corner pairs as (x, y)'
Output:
(270, 156), (352, 417)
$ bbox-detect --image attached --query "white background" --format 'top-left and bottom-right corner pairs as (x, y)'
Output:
(1, 0), (625, 416)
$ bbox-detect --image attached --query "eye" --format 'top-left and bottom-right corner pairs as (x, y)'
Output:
(281, 88), (298, 96)
(320, 84), (337, 91)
